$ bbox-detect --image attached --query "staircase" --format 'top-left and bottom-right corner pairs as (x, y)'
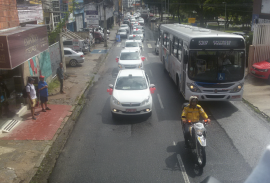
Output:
(62, 28), (84, 40)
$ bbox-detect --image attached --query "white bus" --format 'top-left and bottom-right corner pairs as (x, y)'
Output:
(159, 24), (245, 101)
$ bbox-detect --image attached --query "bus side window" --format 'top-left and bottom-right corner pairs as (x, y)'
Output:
(178, 39), (183, 61)
(172, 36), (178, 58)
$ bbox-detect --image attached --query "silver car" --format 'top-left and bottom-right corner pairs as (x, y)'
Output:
(138, 18), (144, 25)
(117, 28), (128, 38)
(133, 29), (144, 42)
(64, 47), (84, 67)
(120, 24), (130, 34)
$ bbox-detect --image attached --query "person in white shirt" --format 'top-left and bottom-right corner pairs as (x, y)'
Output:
(26, 77), (38, 120)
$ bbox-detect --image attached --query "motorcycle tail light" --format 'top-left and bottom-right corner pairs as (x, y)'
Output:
(204, 119), (208, 123)
(188, 120), (191, 123)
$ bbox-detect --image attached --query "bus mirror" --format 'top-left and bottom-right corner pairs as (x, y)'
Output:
(184, 55), (188, 64)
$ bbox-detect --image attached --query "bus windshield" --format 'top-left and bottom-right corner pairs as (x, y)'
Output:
(188, 51), (245, 83)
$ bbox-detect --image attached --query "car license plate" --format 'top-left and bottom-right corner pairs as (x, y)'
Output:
(126, 109), (137, 112)
(251, 70), (256, 74)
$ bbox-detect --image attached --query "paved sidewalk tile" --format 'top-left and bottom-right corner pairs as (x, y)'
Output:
(0, 105), (72, 140)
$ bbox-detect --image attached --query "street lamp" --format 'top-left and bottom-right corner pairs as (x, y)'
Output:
(223, 2), (227, 30)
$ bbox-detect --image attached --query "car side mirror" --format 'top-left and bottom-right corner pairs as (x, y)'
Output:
(141, 56), (146, 61)
(107, 84), (113, 95)
(184, 55), (188, 64)
(149, 84), (156, 94)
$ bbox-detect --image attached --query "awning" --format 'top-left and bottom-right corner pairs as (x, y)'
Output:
(0, 24), (49, 70)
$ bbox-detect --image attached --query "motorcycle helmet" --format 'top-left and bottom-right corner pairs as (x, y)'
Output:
(189, 96), (198, 104)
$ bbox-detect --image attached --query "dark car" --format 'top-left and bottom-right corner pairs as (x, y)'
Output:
(94, 31), (104, 44)
(123, 20), (130, 26)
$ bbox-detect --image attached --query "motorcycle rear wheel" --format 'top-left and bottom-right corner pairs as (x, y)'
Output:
(196, 140), (206, 168)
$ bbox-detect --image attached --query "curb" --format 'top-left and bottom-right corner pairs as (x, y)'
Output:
(28, 37), (115, 183)
(242, 98), (270, 122)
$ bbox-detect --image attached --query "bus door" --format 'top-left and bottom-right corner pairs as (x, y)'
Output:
(181, 48), (188, 97)
(161, 32), (170, 72)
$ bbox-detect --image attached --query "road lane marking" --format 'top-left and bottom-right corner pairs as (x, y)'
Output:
(99, 50), (102, 53)
(142, 44), (144, 48)
(173, 141), (176, 146)
(150, 70), (153, 77)
(177, 154), (190, 183)
(157, 94), (164, 109)
(116, 44), (120, 47)
(147, 44), (152, 48)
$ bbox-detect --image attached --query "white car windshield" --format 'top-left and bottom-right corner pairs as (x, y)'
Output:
(119, 29), (126, 32)
(115, 76), (147, 90)
(133, 31), (143, 34)
(125, 42), (139, 47)
(128, 36), (141, 40)
(121, 25), (128, 28)
(120, 52), (140, 60)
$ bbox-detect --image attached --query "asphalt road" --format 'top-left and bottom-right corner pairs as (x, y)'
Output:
(49, 23), (270, 183)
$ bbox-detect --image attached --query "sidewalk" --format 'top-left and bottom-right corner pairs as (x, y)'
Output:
(243, 74), (270, 118)
(0, 25), (119, 183)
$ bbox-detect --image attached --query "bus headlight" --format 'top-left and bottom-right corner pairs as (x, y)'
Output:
(187, 83), (201, 93)
(230, 84), (243, 93)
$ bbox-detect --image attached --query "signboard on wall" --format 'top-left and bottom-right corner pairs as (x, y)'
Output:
(188, 18), (196, 23)
(0, 25), (49, 70)
(17, 4), (43, 24)
(84, 3), (99, 28)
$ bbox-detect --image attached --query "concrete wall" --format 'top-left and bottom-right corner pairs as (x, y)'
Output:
(0, 0), (20, 30)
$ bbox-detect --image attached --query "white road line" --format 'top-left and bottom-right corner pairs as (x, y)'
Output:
(99, 50), (102, 53)
(173, 141), (176, 146)
(147, 44), (152, 48)
(157, 94), (164, 109)
(149, 70), (153, 77)
(142, 44), (144, 48)
(177, 154), (191, 183)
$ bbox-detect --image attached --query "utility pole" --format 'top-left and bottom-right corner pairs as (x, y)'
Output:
(104, 3), (107, 47)
(165, 0), (166, 15)
(59, 29), (66, 72)
(223, 2), (227, 30)
(168, 0), (169, 16)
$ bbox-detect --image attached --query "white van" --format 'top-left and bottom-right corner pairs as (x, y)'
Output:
(63, 39), (88, 52)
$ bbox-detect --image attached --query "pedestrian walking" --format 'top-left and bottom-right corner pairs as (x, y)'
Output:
(38, 75), (51, 112)
(26, 77), (38, 120)
(57, 63), (65, 94)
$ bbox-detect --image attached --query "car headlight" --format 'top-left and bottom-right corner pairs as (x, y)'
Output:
(138, 63), (143, 68)
(260, 69), (268, 72)
(118, 64), (122, 69)
(187, 83), (201, 93)
(112, 96), (121, 105)
(230, 84), (243, 93)
(141, 96), (150, 105)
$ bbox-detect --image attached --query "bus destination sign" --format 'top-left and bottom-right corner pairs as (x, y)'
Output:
(190, 38), (245, 49)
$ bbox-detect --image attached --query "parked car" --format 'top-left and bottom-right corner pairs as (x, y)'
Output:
(250, 58), (270, 82)
(94, 31), (104, 44)
(120, 24), (130, 34)
(64, 47), (84, 67)
(63, 39), (88, 52)
(107, 69), (155, 118)
(117, 28), (128, 38)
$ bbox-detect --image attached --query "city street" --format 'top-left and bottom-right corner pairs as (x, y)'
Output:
(48, 23), (270, 183)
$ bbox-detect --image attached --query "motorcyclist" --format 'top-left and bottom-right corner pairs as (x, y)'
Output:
(181, 96), (210, 148)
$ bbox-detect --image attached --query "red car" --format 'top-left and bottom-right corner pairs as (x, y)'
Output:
(250, 58), (270, 81)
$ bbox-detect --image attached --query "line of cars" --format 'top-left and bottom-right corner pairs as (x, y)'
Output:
(107, 13), (156, 119)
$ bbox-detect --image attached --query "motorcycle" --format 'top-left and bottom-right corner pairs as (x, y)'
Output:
(181, 104), (208, 168)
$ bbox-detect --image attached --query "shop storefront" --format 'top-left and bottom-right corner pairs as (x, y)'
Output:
(0, 24), (49, 117)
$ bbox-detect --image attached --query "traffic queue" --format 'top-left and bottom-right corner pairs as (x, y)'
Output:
(107, 11), (156, 119)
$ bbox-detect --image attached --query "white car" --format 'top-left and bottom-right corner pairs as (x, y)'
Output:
(107, 70), (156, 118)
(64, 47), (84, 67)
(138, 18), (144, 25)
(133, 29), (144, 42)
(134, 25), (144, 32)
(120, 24), (130, 34)
(117, 28), (128, 38)
(127, 35), (143, 47)
(123, 40), (141, 52)
(116, 49), (145, 71)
